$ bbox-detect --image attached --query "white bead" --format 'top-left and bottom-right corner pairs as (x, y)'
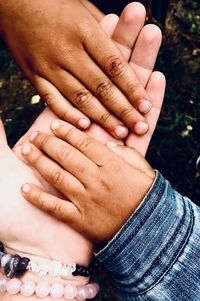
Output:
(50, 283), (64, 299)
(35, 281), (50, 298)
(1, 254), (12, 268)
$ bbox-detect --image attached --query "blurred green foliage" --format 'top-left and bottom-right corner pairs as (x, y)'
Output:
(0, 0), (199, 300)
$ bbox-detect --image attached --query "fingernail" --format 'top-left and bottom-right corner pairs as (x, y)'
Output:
(21, 184), (31, 193)
(106, 141), (118, 148)
(138, 100), (152, 114)
(134, 121), (149, 135)
(21, 144), (31, 155)
(29, 131), (38, 142)
(115, 126), (128, 138)
(51, 120), (61, 131)
(78, 118), (90, 130)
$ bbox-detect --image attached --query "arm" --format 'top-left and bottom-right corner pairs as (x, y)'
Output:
(95, 171), (199, 301)
(21, 129), (200, 300)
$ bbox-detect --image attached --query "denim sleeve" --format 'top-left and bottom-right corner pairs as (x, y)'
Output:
(95, 172), (200, 301)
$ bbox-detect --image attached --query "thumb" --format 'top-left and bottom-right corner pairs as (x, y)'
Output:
(107, 142), (155, 179)
(0, 119), (8, 147)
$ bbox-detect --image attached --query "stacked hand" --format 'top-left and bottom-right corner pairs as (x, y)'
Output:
(16, 4), (165, 245)
(1, 0), (158, 138)
(0, 2), (165, 272)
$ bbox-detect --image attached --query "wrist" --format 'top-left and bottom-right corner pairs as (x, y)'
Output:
(0, 252), (97, 301)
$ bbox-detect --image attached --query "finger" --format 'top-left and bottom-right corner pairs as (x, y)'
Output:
(129, 24), (162, 87)
(14, 108), (57, 148)
(112, 2), (146, 60)
(34, 77), (91, 130)
(21, 143), (85, 194)
(27, 131), (97, 183)
(21, 183), (79, 223)
(0, 119), (7, 147)
(80, 0), (105, 22)
(47, 68), (130, 139)
(125, 71), (166, 155)
(84, 21), (151, 115)
(62, 52), (149, 135)
(106, 142), (155, 179)
(50, 120), (113, 166)
(99, 14), (119, 38)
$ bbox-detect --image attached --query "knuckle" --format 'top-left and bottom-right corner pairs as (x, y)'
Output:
(30, 152), (43, 166)
(33, 190), (46, 208)
(99, 112), (112, 125)
(120, 106), (134, 119)
(53, 202), (63, 216)
(95, 80), (113, 99)
(63, 127), (77, 141)
(50, 168), (64, 185)
(61, 109), (71, 121)
(57, 145), (71, 161)
(105, 56), (127, 78)
(73, 89), (92, 109)
(38, 135), (51, 149)
(78, 137), (93, 152)
(42, 92), (56, 107)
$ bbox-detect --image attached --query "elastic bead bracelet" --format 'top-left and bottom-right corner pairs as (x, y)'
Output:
(0, 242), (93, 279)
(0, 276), (100, 300)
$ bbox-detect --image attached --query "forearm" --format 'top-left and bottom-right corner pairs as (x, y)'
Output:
(96, 172), (200, 301)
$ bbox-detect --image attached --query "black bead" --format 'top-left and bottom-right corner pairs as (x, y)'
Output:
(0, 242), (4, 253)
(13, 255), (21, 272)
(72, 270), (79, 276)
(4, 257), (15, 278)
(15, 257), (30, 276)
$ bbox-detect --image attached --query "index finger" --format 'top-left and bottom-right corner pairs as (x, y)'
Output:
(50, 120), (113, 166)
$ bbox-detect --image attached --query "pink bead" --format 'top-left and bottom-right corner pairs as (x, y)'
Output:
(92, 282), (100, 294)
(50, 283), (64, 299)
(0, 277), (7, 292)
(35, 281), (50, 298)
(64, 284), (77, 300)
(86, 284), (98, 299)
(20, 280), (36, 297)
(6, 279), (21, 295)
(76, 286), (88, 301)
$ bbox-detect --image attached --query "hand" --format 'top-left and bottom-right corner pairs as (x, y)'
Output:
(15, 3), (165, 157)
(0, 119), (93, 275)
(21, 121), (155, 245)
(0, 0), (151, 138)
(0, 3), (162, 273)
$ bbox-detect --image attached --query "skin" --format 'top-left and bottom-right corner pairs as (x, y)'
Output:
(0, 4), (165, 300)
(21, 122), (156, 245)
(0, 0), (152, 138)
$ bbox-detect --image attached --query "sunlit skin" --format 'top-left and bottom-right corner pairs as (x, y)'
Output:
(0, 0), (153, 138)
(0, 3), (165, 301)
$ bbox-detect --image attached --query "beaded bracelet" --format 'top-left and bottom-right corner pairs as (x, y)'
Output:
(0, 276), (100, 300)
(0, 242), (93, 279)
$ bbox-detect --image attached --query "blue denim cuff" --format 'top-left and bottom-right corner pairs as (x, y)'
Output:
(95, 172), (194, 297)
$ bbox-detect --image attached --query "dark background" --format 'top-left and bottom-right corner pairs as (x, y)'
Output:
(0, 1), (199, 299)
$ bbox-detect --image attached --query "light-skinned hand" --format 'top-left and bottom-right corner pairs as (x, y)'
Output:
(0, 1), (153, 138)
(0, 4), (164, 276)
